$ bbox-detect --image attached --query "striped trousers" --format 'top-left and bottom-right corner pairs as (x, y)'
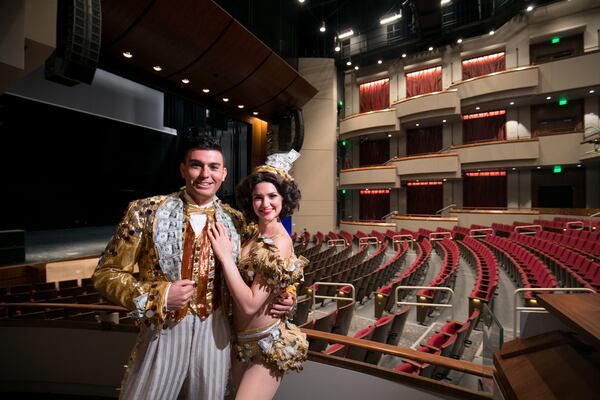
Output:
(120, 310), (231, 400)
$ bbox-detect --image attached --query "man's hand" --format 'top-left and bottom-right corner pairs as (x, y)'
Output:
(269, 291), (295, 318)
(166, 280), (195, 310)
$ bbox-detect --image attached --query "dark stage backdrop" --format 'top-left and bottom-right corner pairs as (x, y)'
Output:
(0, 94), (250, 230)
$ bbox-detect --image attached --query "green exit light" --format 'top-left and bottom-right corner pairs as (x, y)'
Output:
(551, 36), (560, 44)
(558, 98), (568, 106)
(342, 189), (347, 194)
(342, 140), (347, 146)
(338, 100), (344, 107)
(553, 165), (562, 173)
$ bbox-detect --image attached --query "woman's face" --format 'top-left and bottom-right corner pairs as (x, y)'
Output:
(252, 181), (283, 223)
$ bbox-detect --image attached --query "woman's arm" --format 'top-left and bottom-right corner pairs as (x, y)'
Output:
(209, 222), (272, 315)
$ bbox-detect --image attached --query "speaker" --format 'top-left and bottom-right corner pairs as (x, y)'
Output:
(45, 0), (102, 86)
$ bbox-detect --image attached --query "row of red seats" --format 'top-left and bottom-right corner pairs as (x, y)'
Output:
(535, 230), (600, 258)
(460, 237), (498, 302)
(418, 239), (459, 302)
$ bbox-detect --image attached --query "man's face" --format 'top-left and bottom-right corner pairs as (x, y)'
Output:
(180, 149), (227, 206)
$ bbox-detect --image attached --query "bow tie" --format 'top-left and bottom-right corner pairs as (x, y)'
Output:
(185, 203), (216, 216)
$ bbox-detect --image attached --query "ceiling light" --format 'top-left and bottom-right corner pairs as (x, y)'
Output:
(346, 60), (352, 66)
(590, 89), (595, 94)
(457, 38), (463, 44)
(380, 12), (402, 25)
(442, 119), (447, 123)
(237, 105), (244, 109)
(509, 101), (515, 105)
(181, 78), (190, 84)
(222, 97), (229, 102)
(536, 166), (541, 169)
(577, 164), (582, 167)
(512, 167), (516, 171)
(489, 30), (495, 35)
(402, 53), (407, 58)
(298, 0), (305, 3)
(387, 134), (392, 138)
(252, 111), (259, 115)
(428, 46), (434, 51)
(378, 60), (382, 64)
(546, 96), (551, 100)
(338, 29), (354, 40)
(122, 51), (133, 58)
(202, 88), (210, 93)
(526, 5), (534, 12)
(335, 45), (341, 52)
(475, 106), (480, 110)
(320, 22), (326, 33)
(153, 65), (162, 72)
(415, 123), (420, 127)
(354, 65), (359, 70)
(441, 0), (452, 5)
(443, 178), (447, 182)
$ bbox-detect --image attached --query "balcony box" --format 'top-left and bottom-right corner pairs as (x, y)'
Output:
(339, 165), (399, 188)
(390, 152), (460, 179)
(339, 108), (398, 139)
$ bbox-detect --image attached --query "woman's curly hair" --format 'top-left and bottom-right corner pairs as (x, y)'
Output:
(236, 171), (301, 223)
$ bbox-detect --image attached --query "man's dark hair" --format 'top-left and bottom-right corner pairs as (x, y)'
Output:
(177, 128), (222, 163)
(235, 172), (301, 223)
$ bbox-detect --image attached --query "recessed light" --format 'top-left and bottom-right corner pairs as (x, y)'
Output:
(428, 46), (434, 51)
(415, 123), (420, 127)
(509, 101), (515, 105)
(475, 106), (480, 110)
(546, 96), (551, 100)
(237, 104), (244, 109)
(181, 78), (190, 84)
(577, 164), (582, 167)
(298, 0), (305, 3)
(536, 166), (541, 169)
(526, 5), (534, 12)
(442, 119), (447, 123)
(153, 65), (162, 72)
(346, 60), (352, 66)
(512, 167), (516, 171)
(252, 111), (259, 116)
(387, 134), (392, 138)
(222, 97), (229, 102)
(378, 60), (382, 64)
(202, 88), (210, 93)
(489, 30), (495, 35)
(590, 89), (595, 94)
(477, 169), (481, 172)
(319, 23), (326, 33)
(354, 65), (359, 70)
(402, 53), (407, 58)
(443, 178), (447, 182)
(335, 45), (341, 52)
(122, 51), (133, 58)
(457, 38), (463, 44)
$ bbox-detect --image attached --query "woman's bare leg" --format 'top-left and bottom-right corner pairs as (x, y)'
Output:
(231, 357), (246, 393)
(235, 362), (282, 400)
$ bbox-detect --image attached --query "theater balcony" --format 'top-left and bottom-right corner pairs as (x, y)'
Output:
(339, 219), (397, 234)
(452, 139), (539, 167)
(451, 66), (539, 106)
(537, 50), (600, 93)
(339, 165), (400, 189)
(388, 152), (460, 180)
(392, 90), (461, 123)
(339, 108), (398, 139)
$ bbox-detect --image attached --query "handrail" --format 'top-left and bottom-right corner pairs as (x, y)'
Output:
(514, 224), (542, 235)
(358, 236), (380, 246)
(0, 302), (127, 312)
(436, 204), (456, 215)
(512, 288), (595, 339)
(392, 234), (414, 250)
(395, 286), (455, 320)
(469, 228), (494, 238)
(302, 328), (493, 378)
(564, 221), (584, 231)
(590, 211), (600, 232)
(327, 238), (347, 247)
(429, 232), (452, 242)
(312, 282), (355, 304)
(381, 211), (399, 220)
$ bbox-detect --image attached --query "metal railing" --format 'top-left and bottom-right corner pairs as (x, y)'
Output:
(514, 224), (542, 235)
(312, 282), (355, 305)
(565, 221), (584, 231)
(428, 232), (452, 242)
(381, 211), (399, 220)
(512, 287), (595, 339)
(469, 228), (495, 238)
(435, 204), (456, 215)
(358, 236), (380, 246)
(327, 238), (347, 247)
(395, 286), (455, 320)
(590, 211), (600, 232)
(392, 234), (414, 250)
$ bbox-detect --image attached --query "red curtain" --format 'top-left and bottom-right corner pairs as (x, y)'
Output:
(359, 78), (390, 113)
(463, 173), (507, 208)
(462, 52), (505, 80)
(405, 66), (442, 97)
(407, 184), (443, 215)
(360, 192), (390, 220)
(359, 139), (389, 166)
(462, 111), (506, 144)
(406, 125), (443, 156)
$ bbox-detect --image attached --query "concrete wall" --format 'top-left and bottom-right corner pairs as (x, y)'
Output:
(295, 58), (338, 234)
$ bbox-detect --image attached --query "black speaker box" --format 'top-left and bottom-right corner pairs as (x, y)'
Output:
(45, 0), (102, 86)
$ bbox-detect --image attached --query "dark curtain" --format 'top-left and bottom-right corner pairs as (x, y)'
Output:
(531, 99), (583, 136)
(406, 125), (443, 155)
(359, 191), (390, 220)
(359, 79), (390, 113)
(462, 52), (505, 80)
(359, 139), (390, 166)
(406, 66), (442, 97)
(463, 111), (506, 144)
(463, 174), (507, 208)
(407, 184), (443, 215)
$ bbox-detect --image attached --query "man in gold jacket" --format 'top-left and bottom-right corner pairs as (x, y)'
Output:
(93, 132), (294, 399)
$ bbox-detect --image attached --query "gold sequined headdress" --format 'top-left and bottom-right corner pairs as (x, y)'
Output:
(255, 149), (300, 182)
